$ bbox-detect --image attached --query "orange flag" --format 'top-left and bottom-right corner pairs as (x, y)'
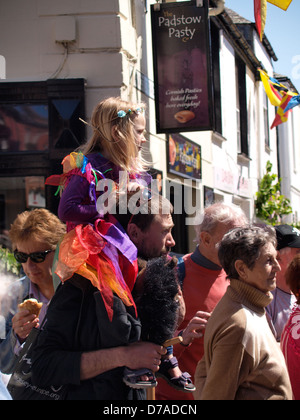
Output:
(270, 93), (293, 129)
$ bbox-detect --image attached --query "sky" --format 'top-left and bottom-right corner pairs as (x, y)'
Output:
(225, 0), (300, 92)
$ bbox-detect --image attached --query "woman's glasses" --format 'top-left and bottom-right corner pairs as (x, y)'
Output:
(14, 249), (53, 264)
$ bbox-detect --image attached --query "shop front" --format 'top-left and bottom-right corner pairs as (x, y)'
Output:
(0, 78), (85, 246)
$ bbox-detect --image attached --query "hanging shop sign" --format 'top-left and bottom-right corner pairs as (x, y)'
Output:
(151, 0), (213, 133)
(167, 133), (202, 181)
(214, 166), (252, 198)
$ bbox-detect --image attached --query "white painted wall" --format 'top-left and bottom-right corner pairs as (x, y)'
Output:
(1, 0), (299, 236)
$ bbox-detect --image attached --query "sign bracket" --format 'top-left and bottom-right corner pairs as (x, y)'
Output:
(153, 0), (161, 11)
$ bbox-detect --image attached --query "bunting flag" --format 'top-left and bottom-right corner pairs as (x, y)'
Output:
(255, 0), (293, 41)
(270, 93), (293, 129)
(259, 69), (286, 107)
(259, 69), (299, 128)
(283, 95), (300, 113)
(267, 0), (293, 11)
(254, 0), (267, 41)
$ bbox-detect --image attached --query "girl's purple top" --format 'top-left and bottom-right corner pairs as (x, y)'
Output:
(58, 153), (151, 226)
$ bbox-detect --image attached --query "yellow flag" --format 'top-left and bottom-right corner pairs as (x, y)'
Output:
(267, 0), (293, 11)
(259, 69), (282, 107)
(259, 69), (297, 107)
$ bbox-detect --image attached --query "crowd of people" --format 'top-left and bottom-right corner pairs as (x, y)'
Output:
(0, 97), (299, 400)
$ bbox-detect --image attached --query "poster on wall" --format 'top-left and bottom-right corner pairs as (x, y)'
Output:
(151, 0), (213, 133)
(25, 176), (46, 208)
(168, 133), (202, 181)
(204, 186), (215, 206)
(148, 168), (163, 195)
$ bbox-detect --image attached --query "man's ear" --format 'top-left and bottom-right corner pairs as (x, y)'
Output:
(235, 259), (247, 280)
(127, 223), (142, 245)
(200, 231), (212, 249)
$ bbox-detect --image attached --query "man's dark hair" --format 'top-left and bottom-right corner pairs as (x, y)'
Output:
(111, 191), (173, 232)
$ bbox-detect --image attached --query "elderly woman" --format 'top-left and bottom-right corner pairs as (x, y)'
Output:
(281, 253), (300, 400)
(194, 226), (292, 400)
(0, 209), (66, 374)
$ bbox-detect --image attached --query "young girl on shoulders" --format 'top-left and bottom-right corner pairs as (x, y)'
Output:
(57, 96), (150, 231)
(46, 97), (150, 316)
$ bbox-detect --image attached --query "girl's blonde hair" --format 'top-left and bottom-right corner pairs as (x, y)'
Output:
(80, 97), (146, 173)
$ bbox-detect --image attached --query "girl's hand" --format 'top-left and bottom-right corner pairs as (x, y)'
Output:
(127, 182), (141, 192)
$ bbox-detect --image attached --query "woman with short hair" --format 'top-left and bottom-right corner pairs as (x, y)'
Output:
(194, 226), (292, 400)
(0, 208), (66, 374)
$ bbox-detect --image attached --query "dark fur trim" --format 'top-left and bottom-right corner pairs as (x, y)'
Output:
(135, 256), (180, 345)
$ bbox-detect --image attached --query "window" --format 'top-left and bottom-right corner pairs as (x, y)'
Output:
(0, 79), (85, 160)
(50, 98), (82, 151)
(130, 0), (136, 28)
(236, 64), (241, 153)
(0, 176), (46, 235)
(235, 55), (248, 156)
(210, 20), (222, 134)
(291, 111), (298, 173)
(0, 79), (85, 216)
(263, 92), (270, 149)
(0, 104), (48, 153)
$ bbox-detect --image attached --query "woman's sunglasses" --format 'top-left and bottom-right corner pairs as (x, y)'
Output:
(14, 249), (53, 264)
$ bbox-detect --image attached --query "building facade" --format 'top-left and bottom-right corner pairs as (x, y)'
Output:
(0, 0), (299, 253)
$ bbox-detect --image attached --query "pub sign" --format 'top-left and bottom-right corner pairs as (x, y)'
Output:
(151, 1), (213, 133)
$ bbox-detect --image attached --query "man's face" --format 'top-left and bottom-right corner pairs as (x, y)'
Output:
(201, 221), (242, 266)
(134, 213), (175, 260)
(276, 247), (300, 289)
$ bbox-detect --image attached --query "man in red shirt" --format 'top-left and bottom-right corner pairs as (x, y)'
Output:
(156, 202), (248, 400)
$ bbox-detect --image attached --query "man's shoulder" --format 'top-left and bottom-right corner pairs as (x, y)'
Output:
(54, 274), (96, 298)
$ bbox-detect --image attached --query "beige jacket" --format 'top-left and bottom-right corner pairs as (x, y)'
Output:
(194, 279), (292, 400)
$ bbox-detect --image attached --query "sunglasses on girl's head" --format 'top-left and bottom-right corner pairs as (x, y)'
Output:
(14, 249), (53, 264)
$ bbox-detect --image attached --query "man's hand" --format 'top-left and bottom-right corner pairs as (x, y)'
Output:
(180, 311), (211, 346)
(124, 341), (167, 372)
(80, 341), (167, 381)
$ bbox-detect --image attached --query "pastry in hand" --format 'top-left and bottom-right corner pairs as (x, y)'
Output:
(18, 298), (43, 316)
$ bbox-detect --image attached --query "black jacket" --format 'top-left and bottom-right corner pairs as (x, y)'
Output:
(31, 275), (145, 400)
